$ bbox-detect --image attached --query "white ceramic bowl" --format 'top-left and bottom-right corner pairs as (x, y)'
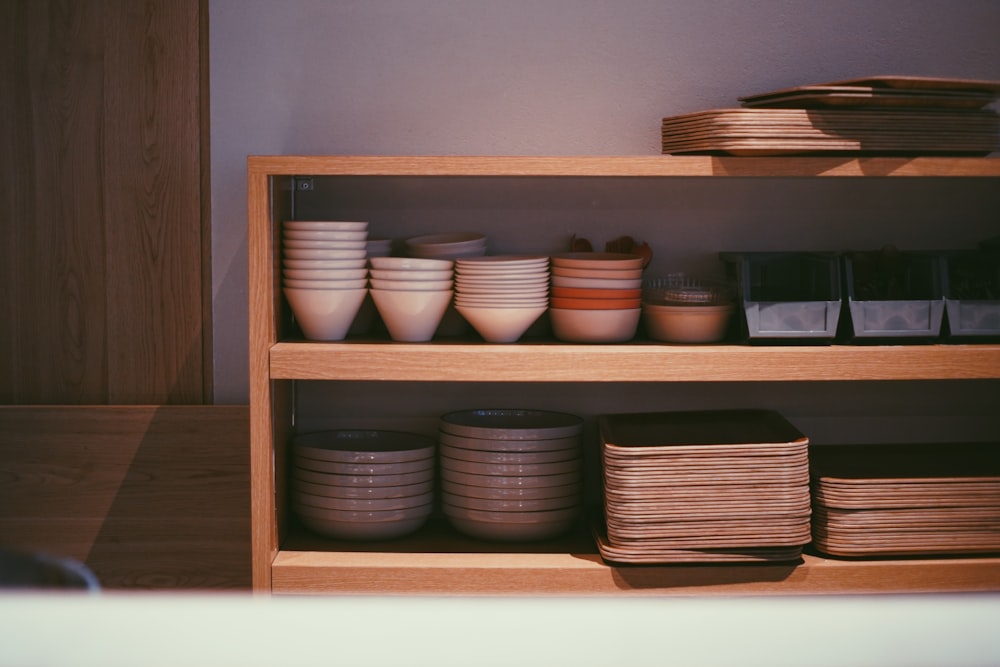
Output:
(440, 468), (581, 489)
(283, 268), (369, 281)
(283, 287), (368, 340)
(293, 466), (434, 487)
(454, 304), (547, 343)
(294, 479), (434, 499)
(283, 230), (369, 242)
(439, 408), (584, 441)
(283, 258), (369, 270)
(284, 248), (368, 260)
(550, 275), (643, 289)
(369, 288), (454, 342)
(642, 303), (734, 343)
(369, 256), (454, 271)
(438, 431), (582, 453)
(294, 455), (434, 476)
(549, 307), (641, 343)
(368, 278), (453, 291)
(294, 490), (434, 512)
(439, 442), (580, 464)
(283, 278), (369, 290)
(440, 455), (581, 477)
(293, 429), (437, 463)
(551, 252), (644, 270)
(283, 221), (368, 231)
(441, 492), (580, 513)
(442, 478), (583, 500)
(369, 268), (453, 281)
(283, 239), (368, 250)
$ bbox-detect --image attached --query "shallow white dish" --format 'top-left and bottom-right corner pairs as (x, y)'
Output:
(440, 468), (582, 489)
(294, 455), (434, 476)
(370, 288), (453, 342)
(369, 257), (454, 271)
(439, 442), (581, 464)
(283, 286), (367, 341)
(294, 490), (434, 512)
(368, 278), (453, 291)
(441, 478), (583, 500)
(549, 307), (641, 343)
(293, 466), (434, 487)
(284, 220), (368, 232)
(294, 479), (434, 499)
(298, 511), (430, 541)
(454, 304), (547, 343)
(283, 229), (369, 242)
(455, 255), (548, 270)
(284, 248), (368, 260)
(293, 429), (436, 463)
(440, 455), (581, 477)
(283, 278), (369, 290)
(441, 492), (580, 513)
(439, 408), (584, 441)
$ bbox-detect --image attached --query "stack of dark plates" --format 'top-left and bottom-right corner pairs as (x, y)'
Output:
(811, 442), (1000, 557)
(595, 409), (811, 564)
(438, 408), (585, 542)
(662, 75), (1000, 156)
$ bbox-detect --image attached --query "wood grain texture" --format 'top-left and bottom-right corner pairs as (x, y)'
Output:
(0, 405), (250, 589)
(0, 0), (207, 404)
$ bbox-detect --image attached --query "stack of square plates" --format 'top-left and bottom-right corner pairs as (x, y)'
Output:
(810, 442), (1000, 557)
(661, 75), (1000, 156)
(595, 409), (811, 564)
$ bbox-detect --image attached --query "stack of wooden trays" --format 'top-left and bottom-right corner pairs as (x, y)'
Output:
(661, 75), (1000, 156)
(810, 442), (1000, 558)
(594, 409), (812, 564)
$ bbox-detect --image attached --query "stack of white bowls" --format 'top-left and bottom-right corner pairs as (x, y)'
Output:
(405, 233), (488, 336)
(282, 221), (369, 341)
(549, 252), (644, 343)
(368, 257), (455, 342)
(453, 255), (550, 343)
(438, 409), (585, 542)
(291, 429), (436, 541)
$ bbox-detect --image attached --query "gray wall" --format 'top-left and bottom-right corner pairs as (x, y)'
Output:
(209, 0), (1000, 403)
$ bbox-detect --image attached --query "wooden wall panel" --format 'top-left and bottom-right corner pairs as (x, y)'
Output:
(0, 406), (251, 590)
(0, 0), (207, 404)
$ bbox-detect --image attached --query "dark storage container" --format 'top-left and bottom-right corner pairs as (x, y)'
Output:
(942, 245), (1000, 338)
(720, 251), (841, 342)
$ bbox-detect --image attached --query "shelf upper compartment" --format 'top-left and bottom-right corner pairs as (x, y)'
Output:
(269, 341), (1000, 382)
(248, 155), (1000, 178)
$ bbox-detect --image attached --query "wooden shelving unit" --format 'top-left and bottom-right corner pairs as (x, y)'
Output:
(249, 155), (1000, 595)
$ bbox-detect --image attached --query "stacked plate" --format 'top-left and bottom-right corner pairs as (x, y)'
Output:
(282, 220), (369, 340)
(595, 409), (812, 564)
(549, 253), (644, 342)
(810, 442), (1000, 557)
(438, 409), (585, 542)
(453, 255), (550, 343)
(291, 430), (436, 541)
(368, 256), (454, 342)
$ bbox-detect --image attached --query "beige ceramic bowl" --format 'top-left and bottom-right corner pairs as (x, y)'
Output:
(293, 466), (434, 487)
(369, 268), (453, 281)
(293, 490), (434, 512)
(550, 275), (643, 290)
(294, 479), (434, 499)
(368, 278), (453, 292)
(454, 304), (547, 343)
(283, 239), (368, 250)
(441, 492), (580, 513)
(549, 307), (641, 343)
(283, 286), (368, 340)
(439, 442), (580, 464)
(440, 467), (582, 489)
(293, 454), (434, 476)
(284, 248), (367, 260)
(283, 278), (368, 290)
(370, 288), (453, 342)
(642, 303), (734, 343)
(293, 429), (436, 463)
(443, 504), (580, 541)
(551, 252), (644, 270)
(283, 229), (368, 241)
(442, 478), (583, 500)
(283, 220), (368, 231)
(284, 268), (369, 281)
(440, 455), (581, 477)
(283, 258), (368, 270)
(369, 256), (454, 271)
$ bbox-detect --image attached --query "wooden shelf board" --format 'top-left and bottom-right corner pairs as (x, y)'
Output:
(248, 155), (1000, 178)
(270, 341), (1000, 382)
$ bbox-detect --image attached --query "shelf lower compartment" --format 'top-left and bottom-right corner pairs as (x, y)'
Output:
(271, 516), (1000, 596)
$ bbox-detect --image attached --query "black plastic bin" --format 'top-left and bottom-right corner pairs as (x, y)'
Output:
(942, 245), (1000, 338)
(841, 247), (945, 342)
(720, 251), (841, 342)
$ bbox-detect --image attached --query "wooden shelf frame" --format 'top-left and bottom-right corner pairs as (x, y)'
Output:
(249, 155), (1000, 595)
